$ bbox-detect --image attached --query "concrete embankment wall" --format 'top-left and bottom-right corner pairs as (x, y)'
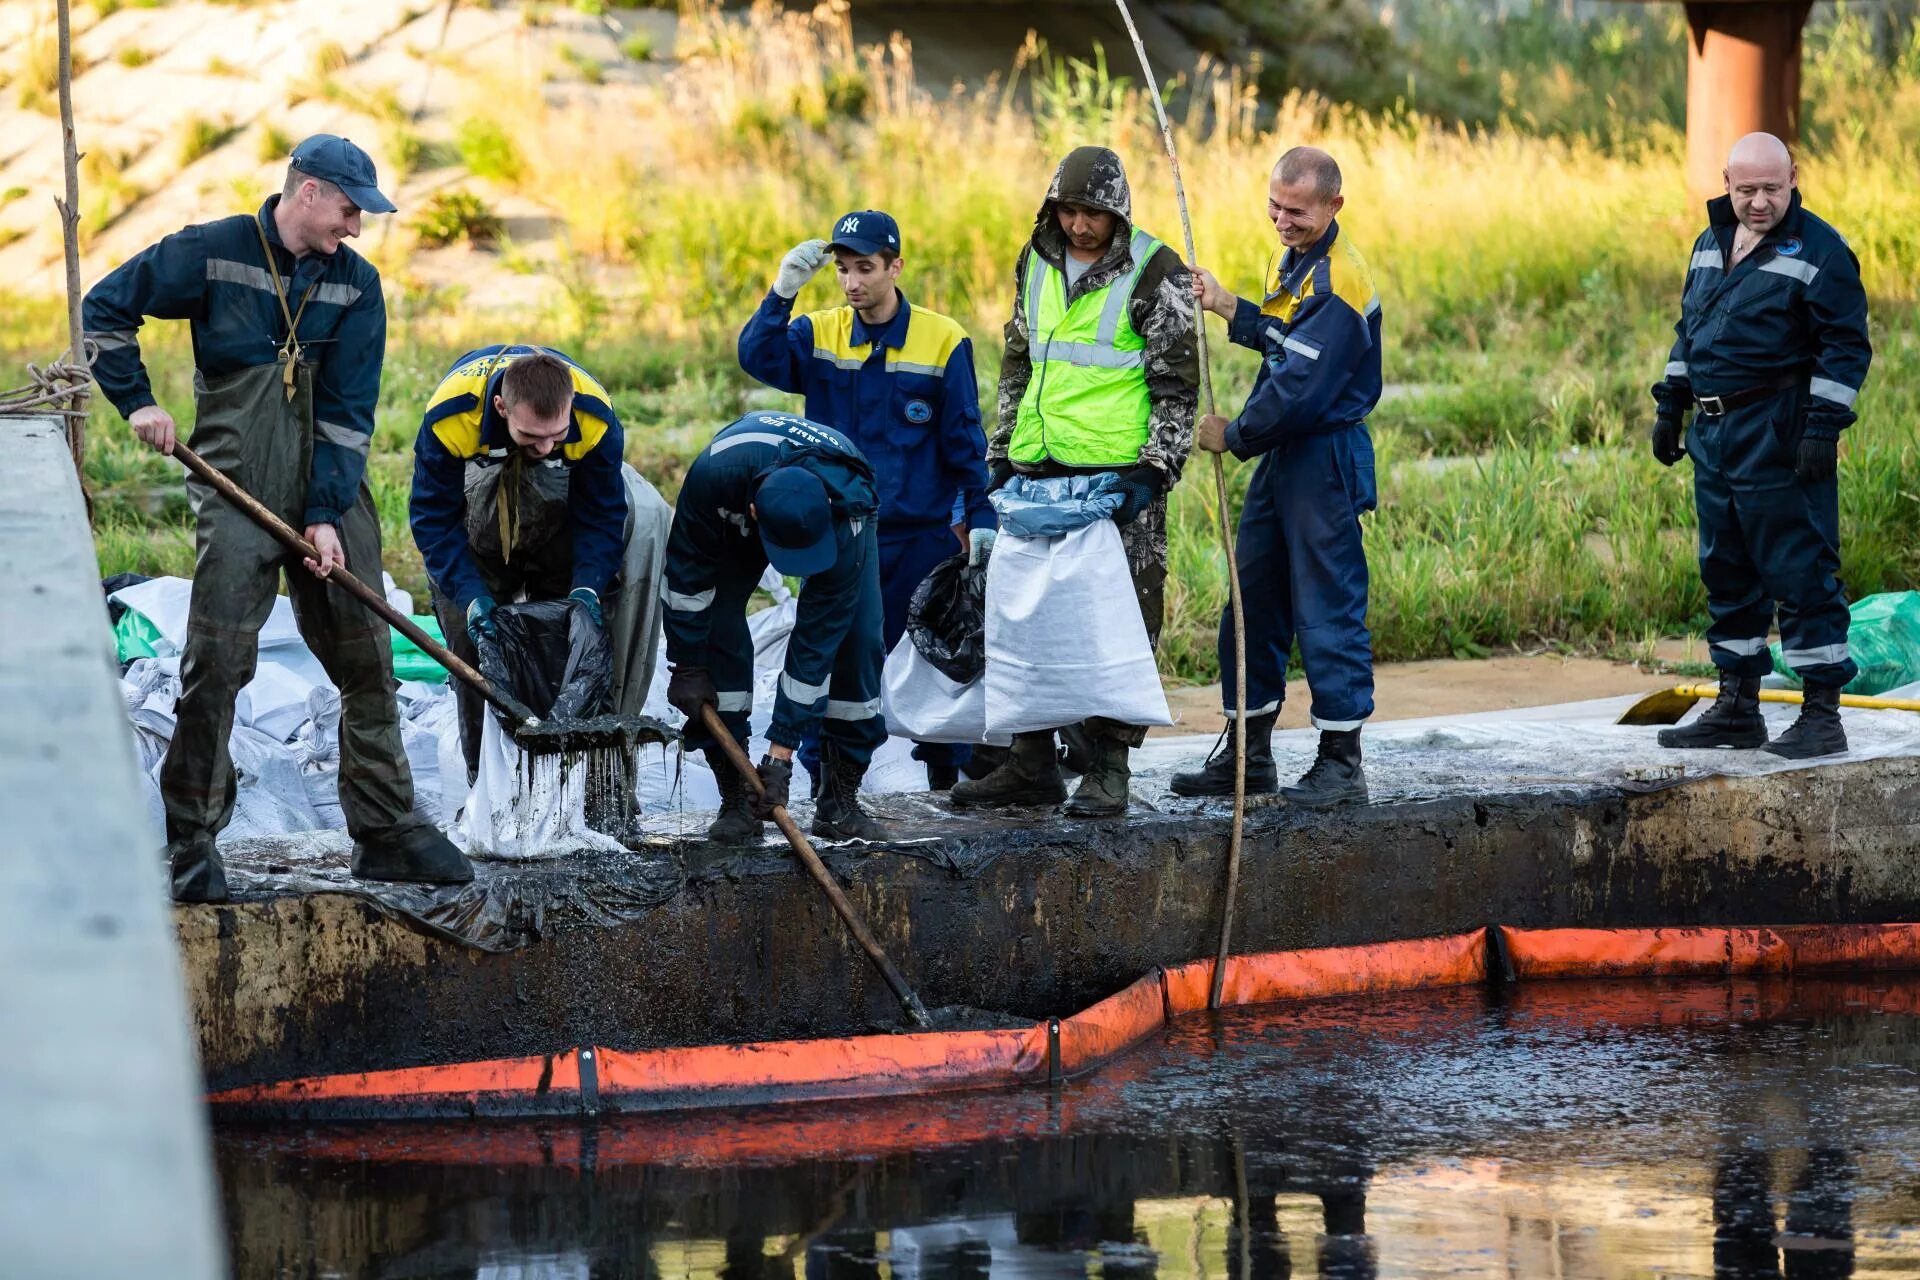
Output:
(182, 757), (1920, 1090)
(0, 417), (223, 1277)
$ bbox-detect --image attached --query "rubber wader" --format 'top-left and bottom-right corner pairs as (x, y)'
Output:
(161, 357), (462, 902)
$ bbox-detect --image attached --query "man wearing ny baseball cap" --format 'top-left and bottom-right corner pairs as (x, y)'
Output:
(83, 133), (475, 902)
(738, 209), (994, 793)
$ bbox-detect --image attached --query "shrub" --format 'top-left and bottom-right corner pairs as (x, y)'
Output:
(411, 190), (504, 248)
(455, 116), (526, 185)
(178, 116), (239, 166)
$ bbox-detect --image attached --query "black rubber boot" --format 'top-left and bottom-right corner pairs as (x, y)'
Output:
(1280, 728), (1368, 808)
(1657, 676), (1768, 749)
(961, 745), (1006, 781)
(924, 758), (960, 791)
(351, 823), (475, 886)
(1764, 683), (1848, 760)
(813, 742), (885, 841)
(950, 731), (1065, 809)
(1065, 736), (1131, 817)
(168, 837), (229, 905)
(1170, 712), (1280, 797)
(705, 750), (764, 843)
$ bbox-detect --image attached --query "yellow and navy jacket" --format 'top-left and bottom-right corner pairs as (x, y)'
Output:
(1223, 220), (1383, 458)
(409, 344), (627, 609)
(1656, 189), (1871, 440)
(737, 289), (993, 532)
(82, 196), (386, 528)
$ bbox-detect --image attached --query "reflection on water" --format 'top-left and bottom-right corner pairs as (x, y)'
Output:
(216, 976), (1920, 1278)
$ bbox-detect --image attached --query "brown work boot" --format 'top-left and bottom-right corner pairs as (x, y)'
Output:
(1064, 737), (1131, 817)
(949, 731), (1065, 809)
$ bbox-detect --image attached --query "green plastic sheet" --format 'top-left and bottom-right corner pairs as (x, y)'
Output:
(113, 605), (450, 685)
(1772, 591), (1920, 695)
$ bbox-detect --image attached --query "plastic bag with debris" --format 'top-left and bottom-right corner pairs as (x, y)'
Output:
(983, 517), (1171, 735)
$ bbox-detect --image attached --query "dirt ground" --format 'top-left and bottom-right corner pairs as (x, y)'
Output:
(1151, 643), (1712, 739)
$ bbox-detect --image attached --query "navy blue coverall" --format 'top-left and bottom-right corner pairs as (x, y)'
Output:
(1655, 190), (1872, 688)
(662, 413), (887, 767)
(1218, 222), (1383, 730)
(739, 288), (993, 772)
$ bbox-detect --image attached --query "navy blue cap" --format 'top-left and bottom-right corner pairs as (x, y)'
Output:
(827, 210), (900, 257)
(756, 467), (837, 577)
(288, 134), (397, 214)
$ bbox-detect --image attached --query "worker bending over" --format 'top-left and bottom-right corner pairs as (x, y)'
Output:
(739, 209), (994, 790)
(1650, 132), (1872, 758)
(951, 145), (1198, 817)
(412, 344), (665, 782)
(83, 134), (472, 902)
(1174, 146), (1382, 808)
(662, 413), (888, 843)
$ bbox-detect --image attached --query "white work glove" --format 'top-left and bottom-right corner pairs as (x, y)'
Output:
(772, 239), (831, 299)
(967, 527), (997, 567)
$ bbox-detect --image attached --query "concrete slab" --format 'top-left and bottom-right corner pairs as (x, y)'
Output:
(0, 417), (223, 1278)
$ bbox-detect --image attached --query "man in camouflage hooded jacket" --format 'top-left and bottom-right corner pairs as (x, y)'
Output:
(952, 145), (1199, 817)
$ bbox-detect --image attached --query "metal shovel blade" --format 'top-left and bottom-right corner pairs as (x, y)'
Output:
(1616, 685), (1717, 726)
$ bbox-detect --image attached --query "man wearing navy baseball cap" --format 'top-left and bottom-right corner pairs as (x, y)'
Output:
(739, 208), (994, 793)
(82, 133), (473, 901)
(661, 413), (890, 844)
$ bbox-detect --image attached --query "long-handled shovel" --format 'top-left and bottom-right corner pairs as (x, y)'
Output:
(1618, 682), (1920, 726)
(698, 706), (934, 1030)
(172, 440), (667, 759)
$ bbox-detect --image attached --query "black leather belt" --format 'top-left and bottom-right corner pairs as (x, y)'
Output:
(1695, 375), (1796, 417)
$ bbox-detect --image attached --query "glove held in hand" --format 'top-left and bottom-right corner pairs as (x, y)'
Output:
(750, 755), (793, 820)
(666, 665), (717, 721)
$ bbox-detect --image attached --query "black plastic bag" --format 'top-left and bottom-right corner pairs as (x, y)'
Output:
(907, 552), (987, 683)
(474, 599), (613, 725)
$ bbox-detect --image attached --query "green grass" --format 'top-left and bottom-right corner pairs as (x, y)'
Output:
(177, 115), (239, 166)
(7, 0), (1920, 683)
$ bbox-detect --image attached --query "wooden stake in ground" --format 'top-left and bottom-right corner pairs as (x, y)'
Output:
(53, 0), (89, 480)
(1109, 0), (1249, 1010)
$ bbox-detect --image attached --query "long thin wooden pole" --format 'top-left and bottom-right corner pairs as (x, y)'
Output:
(54, 0), (88, 478)
(1110, 0), (1248, 1010)
(170, 439), (542, 729)
(699, 706), (933, 1029)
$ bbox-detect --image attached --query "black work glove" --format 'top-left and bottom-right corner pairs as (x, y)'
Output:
(1650, 413), (1686, 467)
(1112, 464), (1166, 527)
(1795, 434), (1838, 482)
(986, 459), (1016, 494)
(750, 755), (793, 820)
(666, 665), (717, 721)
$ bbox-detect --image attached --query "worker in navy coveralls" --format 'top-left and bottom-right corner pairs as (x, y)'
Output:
(738, 209), (994, 790)
(1175, 147), (1381, 809)
(1649, 132), (1871, 759)
(661, 413), (888, 844)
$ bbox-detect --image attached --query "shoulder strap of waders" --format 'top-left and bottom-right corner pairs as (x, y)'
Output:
(252, 215), (316, 402)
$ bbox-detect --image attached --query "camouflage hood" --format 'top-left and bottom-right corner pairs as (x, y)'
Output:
(1031, 145), (1136, 272)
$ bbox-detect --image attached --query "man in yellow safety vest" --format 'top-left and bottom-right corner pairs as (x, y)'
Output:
(951, 145), (1199, 817)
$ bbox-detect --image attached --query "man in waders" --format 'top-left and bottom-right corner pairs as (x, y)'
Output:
(1650, 132), (1872, 758)
(83, 134), (472, 903)
(661, 412), (888, 843)
(1173, 146), (1381, 808)
(738, 209), (995, 791)
(411, 344), (656, 784)
(950, 145), (1199, 817)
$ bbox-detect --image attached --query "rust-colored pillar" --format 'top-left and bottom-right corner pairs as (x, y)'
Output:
(1683, 1), (1812, 205)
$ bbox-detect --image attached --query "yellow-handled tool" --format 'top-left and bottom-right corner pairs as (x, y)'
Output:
(1618, 683), (1920, 726)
